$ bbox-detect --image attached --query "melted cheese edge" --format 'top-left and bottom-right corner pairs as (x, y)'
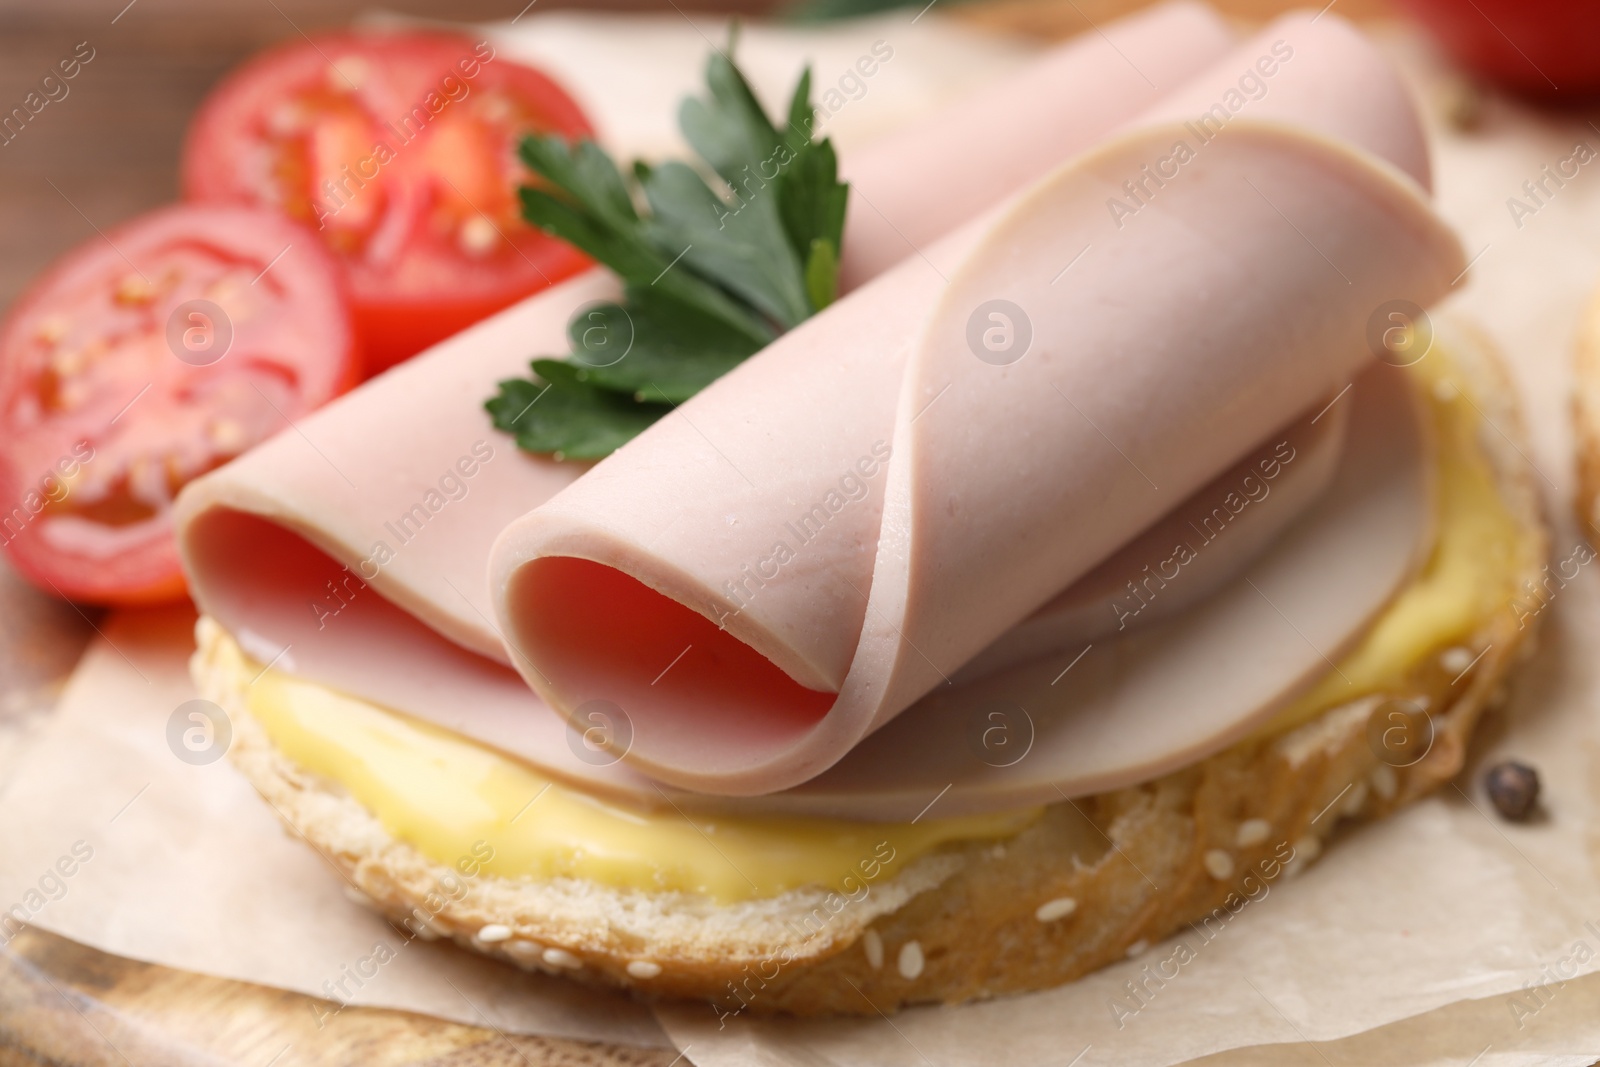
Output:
(1257, 357), (1524, 735)
(217, 635), (1039, 903)
(213, 360), (1524, 904)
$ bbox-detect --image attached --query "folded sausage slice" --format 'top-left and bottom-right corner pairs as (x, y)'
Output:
(838, 0), (1239, 286)
(175, 4), (1236, 801)
(779, 359), (1433, 817)
(953, 397), (1350, 682)
(490, 18), (1466, 795)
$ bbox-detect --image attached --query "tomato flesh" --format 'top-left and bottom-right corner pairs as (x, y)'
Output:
(182, 32), (596, 373)
(0, 204), (356, 605)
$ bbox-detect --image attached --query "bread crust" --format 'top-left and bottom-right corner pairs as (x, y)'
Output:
(1573, 285), (1600, 544)
(201, 322), (1546, 1016)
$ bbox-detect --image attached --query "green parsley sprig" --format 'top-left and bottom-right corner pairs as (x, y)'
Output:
(485, 44), (849, 460)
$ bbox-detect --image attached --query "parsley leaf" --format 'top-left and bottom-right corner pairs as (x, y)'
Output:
(518, 138), (772, 344)
(804, 236), (840, 313)
(638, 159), (810, 329)
(487, 42), (849, 461)
(486, 361), (673, 461)
(566, 286), (761, 403)
(775, 71), (848, 276)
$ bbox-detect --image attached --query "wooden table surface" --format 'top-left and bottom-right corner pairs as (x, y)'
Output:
(0, 0), (1396, 1063)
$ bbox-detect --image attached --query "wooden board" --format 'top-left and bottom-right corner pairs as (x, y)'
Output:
(0, 928), (676, 1067)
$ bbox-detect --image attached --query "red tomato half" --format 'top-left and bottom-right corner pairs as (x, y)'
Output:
(1397, 0), (1600, 99)
(0, 204), (357, 605)
(181, 32), (595, 374)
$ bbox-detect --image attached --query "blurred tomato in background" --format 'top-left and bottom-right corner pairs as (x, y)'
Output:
(1396, 0), (1600, 99)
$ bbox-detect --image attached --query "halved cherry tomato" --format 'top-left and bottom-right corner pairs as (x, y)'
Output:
(0, 204), (356, 605)
(180, 32), (595, 374)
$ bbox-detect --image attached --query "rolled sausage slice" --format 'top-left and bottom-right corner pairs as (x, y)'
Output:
(175, 4), (1237, 798)
(489, 16), (1466, 795)
(838, 0), (1239, 286)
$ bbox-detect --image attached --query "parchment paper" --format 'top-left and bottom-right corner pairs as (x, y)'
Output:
(0, 605), (671, 1046)
(656, 26), (1600, 1067)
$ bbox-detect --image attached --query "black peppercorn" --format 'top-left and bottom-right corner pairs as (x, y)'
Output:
(1484, 761), (1540, 821)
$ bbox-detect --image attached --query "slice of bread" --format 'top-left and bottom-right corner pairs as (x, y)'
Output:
(198, 322), (1546, 1017)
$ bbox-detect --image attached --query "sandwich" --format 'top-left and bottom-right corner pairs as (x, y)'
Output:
(174, 6), (1547, 1016)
